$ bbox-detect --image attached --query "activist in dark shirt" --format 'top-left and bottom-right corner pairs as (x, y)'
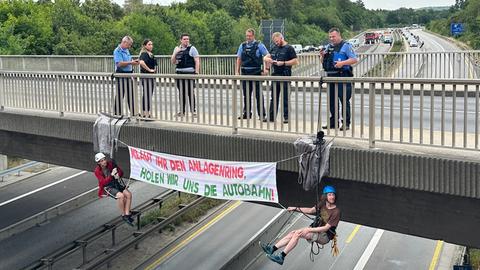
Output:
(260, 185), (340, 265)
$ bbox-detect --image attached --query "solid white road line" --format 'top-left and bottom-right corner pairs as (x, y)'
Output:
(353, 229), (384, 270)
(0, 171), (87, 207)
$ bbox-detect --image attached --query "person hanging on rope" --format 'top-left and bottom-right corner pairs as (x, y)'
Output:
(93, 152), (134, 226)
(260, 185), (340, 265)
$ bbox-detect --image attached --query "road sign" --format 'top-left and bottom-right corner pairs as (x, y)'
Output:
(451, 23), (464, 36)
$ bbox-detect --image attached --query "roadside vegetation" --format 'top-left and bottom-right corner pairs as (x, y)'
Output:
(471, 248), (480, 269)
(7, 157), (27, 168)
(0, 0), (450, 55)
(140, 192), (223, 228)
(427, 0), (480, 49)
(364, 32), (405, 77)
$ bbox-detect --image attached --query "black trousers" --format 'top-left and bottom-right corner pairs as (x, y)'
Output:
(141, 78), (155, 112)
(241, 69), (265, 117)
(114, 76), (135, 115)
(327, 73), (353, 127)
(268, 79), (289, 120)
(175, 78), (196, 113)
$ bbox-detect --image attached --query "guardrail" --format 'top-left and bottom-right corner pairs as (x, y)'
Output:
(1, 51), (478, 78)
(0, 187), (97, 241)
(0, 71), (479, 150)
(0, 161), (39, 181)
(25, 190), (178, 270)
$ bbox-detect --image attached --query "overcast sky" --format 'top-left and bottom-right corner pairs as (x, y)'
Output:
(118, 0), (456, 10)
(361, 0), (455, 10)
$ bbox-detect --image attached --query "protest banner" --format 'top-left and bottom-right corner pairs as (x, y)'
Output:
(129, 146), (278, 203)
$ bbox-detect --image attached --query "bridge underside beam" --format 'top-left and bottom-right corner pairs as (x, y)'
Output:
(0, 110), (479, 247)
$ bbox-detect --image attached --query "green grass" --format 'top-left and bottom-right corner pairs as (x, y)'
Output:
(364, 39), (405, 77)
(470, 248), (480, 269)
(7, 157), (28, 169)
(140, 192), (223, 229)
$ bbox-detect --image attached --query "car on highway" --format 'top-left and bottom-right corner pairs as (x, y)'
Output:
(291, 44), (303, 54)
(302, 45), (315, 52)
(348, 38), (360, 48)
(409, 39), (418, 47)
(383, 35), (393, 44)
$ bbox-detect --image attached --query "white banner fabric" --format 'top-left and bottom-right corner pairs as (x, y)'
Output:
(128, 146), (278, 203)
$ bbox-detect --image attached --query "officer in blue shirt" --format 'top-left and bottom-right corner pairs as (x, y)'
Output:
(113, 36), (140, 116)
(321, 28), (358, 131)
(235, 28), (269, 120)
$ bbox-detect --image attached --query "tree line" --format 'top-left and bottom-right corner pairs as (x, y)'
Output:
(0, 0), (451, 55)
(427, 0), (480, 49)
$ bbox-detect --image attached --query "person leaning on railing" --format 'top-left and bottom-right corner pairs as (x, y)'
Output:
(320, 28), (358, 131)
(113, 36), (140, 116)
(139, 39), (157, 118)
(170, 33), (200, 118)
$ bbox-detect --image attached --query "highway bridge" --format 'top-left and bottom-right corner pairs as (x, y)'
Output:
(0, 29), (478, 269)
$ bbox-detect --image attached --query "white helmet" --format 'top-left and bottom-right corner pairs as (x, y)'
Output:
(95, 153), (106, 163)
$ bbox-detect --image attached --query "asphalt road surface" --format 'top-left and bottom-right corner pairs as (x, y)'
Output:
(142, 201), (457, 270)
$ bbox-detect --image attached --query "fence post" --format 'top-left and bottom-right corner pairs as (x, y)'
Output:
(369, 82), (375, 148)
(232, 78), (238, 135)
(74, 57), (78, 72)
(0, 74), (4, 111)
(56, 76), (64, 117)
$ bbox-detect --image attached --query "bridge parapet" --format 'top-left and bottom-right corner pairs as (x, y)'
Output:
(1, 71), (479, 150)
(0, 51), (478, 78)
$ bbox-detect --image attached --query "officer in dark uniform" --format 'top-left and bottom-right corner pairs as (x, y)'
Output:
(170, 33), (200, 117)
(235, 28), (269, 120)
(321, 28), (358, 131)
(264, 32), (299, 124)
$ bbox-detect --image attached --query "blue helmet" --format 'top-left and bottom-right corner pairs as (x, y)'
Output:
(323, 185), (336, 194)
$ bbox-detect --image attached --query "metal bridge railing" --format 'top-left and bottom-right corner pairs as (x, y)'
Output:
(0, 54), (320, 77)
(0, 70), (479, 150)
(1, 51), (478, 78)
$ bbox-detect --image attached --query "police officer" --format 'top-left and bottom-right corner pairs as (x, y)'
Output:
(170, 33), (200, 117)
(264, 32), (299, 124)
(321, 28), (358, 131)
(235, 28), (269, 120)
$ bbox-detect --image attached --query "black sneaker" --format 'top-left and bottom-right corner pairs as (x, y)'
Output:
(283, 119), (289, 124)
(340, 125), (350, 131)
(267, 253), (284, 265)
(127, 215), (135, 224)
(237, 114), (251, 119)
(122, 215), (134, 226)
(260, 242), (274, 255)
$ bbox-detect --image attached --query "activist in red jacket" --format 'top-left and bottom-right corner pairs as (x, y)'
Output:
(93, 153), (134, 226)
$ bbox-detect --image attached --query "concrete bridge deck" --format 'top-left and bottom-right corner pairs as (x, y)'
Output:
(0, 108), (479, 247)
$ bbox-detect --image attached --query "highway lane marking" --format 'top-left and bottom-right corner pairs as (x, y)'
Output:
(422, 31), (455, 78)
(428, 240), (444, 270)
(353, 229), (384, 270)
(0, 171), (86, 208)
(346, 224), (361, 243)
(145, 200), (242, 270)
